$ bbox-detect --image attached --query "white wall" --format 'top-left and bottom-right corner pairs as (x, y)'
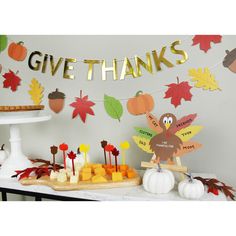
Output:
(0, 35), (235, 189)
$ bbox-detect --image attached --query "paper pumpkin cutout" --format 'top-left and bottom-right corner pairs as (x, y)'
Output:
(192, 35), (222, 53)
(28, 78), (44, 105)
(104, 94), (123, 122)
(188, 68), (221, 91)
(48, 89), (65, 113)
(70, 90), (95, 123)
(8, 41), (27, 61)
(223, 49), (236, 73)
(127, 91), (154, 115)
(134, 112), (202, 163)
(0, 35), (8, 53)
(164, 77), (193, 108)
(2, 70), (21, 92)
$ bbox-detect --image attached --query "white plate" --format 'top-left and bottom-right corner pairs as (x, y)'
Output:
(0, 110), (40, 119)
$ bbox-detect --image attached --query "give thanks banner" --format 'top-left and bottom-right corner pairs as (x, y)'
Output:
(27, 40), (188, 81)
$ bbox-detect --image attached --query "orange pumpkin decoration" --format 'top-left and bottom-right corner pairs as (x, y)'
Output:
(127, 91), (154, 115)
(8, 41), (27, 61)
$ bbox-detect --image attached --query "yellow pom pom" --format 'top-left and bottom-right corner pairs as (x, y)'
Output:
(120, 141), (130, 150)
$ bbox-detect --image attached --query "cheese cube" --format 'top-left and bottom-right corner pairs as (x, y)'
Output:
(70, 174), (79, 184)
(92, 175), (108, 183)
(127, 170), (136, 179)
(50, 171), (58, 180)
(92, 164), (102, 170)
(57, 172), (67, 183)
(81, 167), (92, 173)
(94, 167), (106, 176)
(119, 165), (129, 171)
(112, 172), (123, 182)
(81, 172), (92, 181)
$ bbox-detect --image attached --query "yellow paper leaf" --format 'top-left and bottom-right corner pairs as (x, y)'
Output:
(132, 136), (154, 154)
(175, 125), (203, 142)
(188, 68), (221, 91)
(28, 78), (44, 105)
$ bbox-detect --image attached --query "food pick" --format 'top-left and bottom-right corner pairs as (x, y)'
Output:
(59, 143), (69, 169)
(120, 141), (130, 165)
(112, 148), (120, 172)
(105, 144), (115, 166)
(101, 140), (108, 164)
(67, 151), (77, 176)
(50, 145), (58, 171)
(80, 144), (90, 166)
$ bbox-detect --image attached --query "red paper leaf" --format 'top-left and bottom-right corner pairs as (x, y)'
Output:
(192, 35), (222, 53)
(2, 70), (21, 91)
(70, 90), (95, 123)
(164, 78), (193, 108)
(112, 147), (120, 157)
(171, 114), (197, 133)
(105, 144), (115, 152)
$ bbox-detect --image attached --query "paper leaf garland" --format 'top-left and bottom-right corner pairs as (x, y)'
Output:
(171, 113), (197, 134)
(3, 70), (21, 92)
(164, 77), (193, 108)
(175, 125), (203, 142)
(28, 78), (44, 105)
(134, 127), (156, 139)
(188, 68), (221, 91)
(0, 35), (8, 53)
(192, 35), (222, 53)
(132, 136), (154, 154)
(70, 90), (95, 123)
(104, 94), (123, 122)
(223, 49), (236, 73)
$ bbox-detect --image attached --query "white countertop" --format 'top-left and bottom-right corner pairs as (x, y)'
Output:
(0, 173), (227, 201)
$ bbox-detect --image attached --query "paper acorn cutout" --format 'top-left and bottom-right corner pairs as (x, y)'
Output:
(133, 112), (202, 164)
(223, 49), (236, 73)
(48, 88), (65, 113)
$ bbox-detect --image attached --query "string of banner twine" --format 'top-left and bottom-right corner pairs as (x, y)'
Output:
(0, 35), (225, 103)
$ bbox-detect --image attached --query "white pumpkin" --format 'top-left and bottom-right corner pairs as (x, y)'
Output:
(178, 175), (204, 200)
(66, 152), (90, 170)
(0, 144), (9, 165)
(143, 166), (175, 194)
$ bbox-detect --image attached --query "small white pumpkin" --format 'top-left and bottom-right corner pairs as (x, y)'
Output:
(66, 152), (90, 170)
(0, 144), (9, 165)
(178, 174), (205, 200)
(143, 164), (175, 194)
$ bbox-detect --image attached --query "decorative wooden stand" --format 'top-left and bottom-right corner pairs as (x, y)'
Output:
(20, 169), (142, 191)
(141, 155), (188, 179)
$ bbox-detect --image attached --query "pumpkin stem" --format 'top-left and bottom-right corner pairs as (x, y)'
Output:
(135, 90), (143, 97)
(225, 50), (230, 54)
(18, 41), (24, 45)
(1, 144), (4, 150)
(184, 173), (193, 182)
(77, 147), (81, 154)
(157, 163), (162, 172)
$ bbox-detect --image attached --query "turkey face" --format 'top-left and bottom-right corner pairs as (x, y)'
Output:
(160, 113), (177, 131)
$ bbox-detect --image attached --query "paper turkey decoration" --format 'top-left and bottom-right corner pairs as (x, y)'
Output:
(133, 112), (203, 165)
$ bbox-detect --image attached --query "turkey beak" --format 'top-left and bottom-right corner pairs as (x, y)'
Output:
(165, 123), (171, 130)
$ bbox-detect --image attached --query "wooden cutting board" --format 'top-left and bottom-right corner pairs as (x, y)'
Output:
(20, 170), (142, 191)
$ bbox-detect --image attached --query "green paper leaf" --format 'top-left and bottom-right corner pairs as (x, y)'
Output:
(0, 35), (8, 53)
(104, 94), (123, 122)
(134, 127), (157, 139)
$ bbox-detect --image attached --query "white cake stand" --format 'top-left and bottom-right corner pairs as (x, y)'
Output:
(0, 114), (51, 178)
